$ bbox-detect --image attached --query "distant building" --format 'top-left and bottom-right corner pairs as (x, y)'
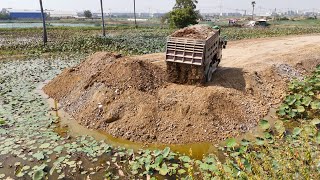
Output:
(2, 9), (46, 19)
(49, 11), (77, 18)
(10, 12), (44, 19)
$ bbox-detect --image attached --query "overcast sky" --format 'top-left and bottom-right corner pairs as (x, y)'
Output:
(1, 0), (319, 13)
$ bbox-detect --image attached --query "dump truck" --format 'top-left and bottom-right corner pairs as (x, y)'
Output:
(166, 25), (227, 83)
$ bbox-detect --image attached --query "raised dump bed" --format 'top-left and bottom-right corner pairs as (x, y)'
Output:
(165, 25), (225, 83)
(166, 29), (220, 66)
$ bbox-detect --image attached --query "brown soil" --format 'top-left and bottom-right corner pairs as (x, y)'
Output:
(166, 62), (206, 85)
(44, 35), (320, 144)
(170, 25), (217, 40)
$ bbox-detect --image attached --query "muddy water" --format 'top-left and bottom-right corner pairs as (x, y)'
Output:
(36, 81), (278, 160)
(35, 81), (219, 160)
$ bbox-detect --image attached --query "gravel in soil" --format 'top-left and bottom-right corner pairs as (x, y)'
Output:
(170, 25), (218, 40)
(41, 56), (288, 144)
(44, 36), (320, 144)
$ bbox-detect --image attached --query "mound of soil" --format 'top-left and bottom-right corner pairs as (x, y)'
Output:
(43, 52), (263, 144)
(44, 36), (320, 144)
(171, 25), (217, 40)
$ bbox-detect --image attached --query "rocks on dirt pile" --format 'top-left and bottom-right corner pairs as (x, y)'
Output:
(44, 52), (269, 144)
(170, 25), (218, 40)
(44, 44), (320, 144)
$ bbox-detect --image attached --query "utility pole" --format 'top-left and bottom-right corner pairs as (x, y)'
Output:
(108, 8), (112, 19)
(39, 0), (47, 45)
(100, 0), (106, 36)
(251, 1), (256, 20)
(133, 0), (137, 28)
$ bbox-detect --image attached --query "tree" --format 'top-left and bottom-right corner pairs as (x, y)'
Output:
(167, 0), (199, 28)
(84, 10), (93, 18)
(174, 0), (198, 9)
(39, 0), (47, 45)
(0, 13), (9, 20)
(251, 1), (256, 20)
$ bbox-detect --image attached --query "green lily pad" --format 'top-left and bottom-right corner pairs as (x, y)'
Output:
(155, 155), (164, 166)
(199, 162), (210, 171)
(153, 149), (161, 156)
(302, 96), (312, 106)
(162, 147), (170, 158)
(311, 101), (320, 110)
(225, 138), (238, 148)
(159, 163), (169, 176)
(178, 169), (186, 174)
(179, 156), (191, 163)
(16, 171), (25, 178)
(33, 151), (45, 160)
(0, 119), (5, 125)
(292, 127), (302, 137)
(22, 166), (31, 171)
(285, 95), (296, 105)
(255, 137), (265, 146)
(278, 109), (286, 116)
(264, 132), (273, 139)
(33, 169), (44, 180)
(259, 119), (270, 131)
(240, 139), (251, 146)
(296, 106), (305, 113)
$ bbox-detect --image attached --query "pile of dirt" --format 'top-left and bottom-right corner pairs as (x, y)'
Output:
(170, 25), (217, 40)
(44, 36), (320, 144)
(43, 52), (266, 144)
(44, 52), (165, 100)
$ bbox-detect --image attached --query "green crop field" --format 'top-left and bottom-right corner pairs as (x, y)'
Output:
(1, 19), (320, 58)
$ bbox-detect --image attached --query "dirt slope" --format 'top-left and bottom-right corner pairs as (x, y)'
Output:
(170, 25), (218, 40)
(44, 35), (320, 144)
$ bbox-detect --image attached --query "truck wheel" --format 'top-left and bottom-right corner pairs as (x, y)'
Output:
(206, 60), (219, 82)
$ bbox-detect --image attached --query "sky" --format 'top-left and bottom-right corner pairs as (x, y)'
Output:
(1, 0), (319, 13)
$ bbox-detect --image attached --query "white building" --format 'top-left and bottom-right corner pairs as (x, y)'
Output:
(48, 10), (78, 18)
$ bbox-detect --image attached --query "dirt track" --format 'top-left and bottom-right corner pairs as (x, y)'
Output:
(44, 35), (320, 144)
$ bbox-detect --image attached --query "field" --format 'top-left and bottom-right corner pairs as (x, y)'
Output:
(2, 19), (320, 57)
(1, 19), (320, 179)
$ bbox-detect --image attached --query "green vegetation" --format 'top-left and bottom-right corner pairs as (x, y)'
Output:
(1, 21), (320, 58)
(0, 13), (10, 20)
(0, 28), (169, 57)
(83, 10), (93, 19)
(1, 19), (320, 179)
(222, 26), (320, 40)
(0, 57), (319, 179)
(278, 66), (320, 119)
(167, 0), (200, 28)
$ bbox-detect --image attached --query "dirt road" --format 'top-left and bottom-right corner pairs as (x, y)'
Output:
(45, 35), (320, 144)
(222, 35), (320, 69)
(140, 35), (320, 70)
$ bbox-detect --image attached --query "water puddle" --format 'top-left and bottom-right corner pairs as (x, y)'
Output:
(36, 81), (279, 160)
(35, 81), (220, 160)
